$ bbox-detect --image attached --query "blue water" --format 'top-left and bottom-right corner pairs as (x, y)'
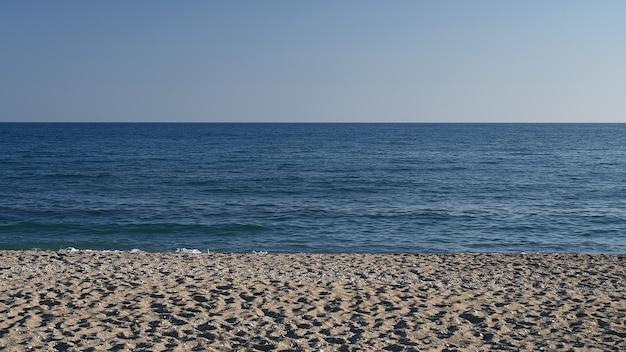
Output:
(1, 123), (626, 253)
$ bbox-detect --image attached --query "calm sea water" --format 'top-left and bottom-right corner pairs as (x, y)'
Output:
(1, 123), (625, 254)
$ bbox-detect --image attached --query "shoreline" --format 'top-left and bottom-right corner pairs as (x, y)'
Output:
(1, 251), (625, 351)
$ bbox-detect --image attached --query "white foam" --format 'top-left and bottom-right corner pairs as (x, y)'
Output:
(60, 247), (81, 252)
(175, 248), (203, 254)
(58, 248), (135, 254)
(54, 248), (206, 254)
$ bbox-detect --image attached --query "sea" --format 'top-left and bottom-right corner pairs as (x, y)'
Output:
(1, 123), (625, 254)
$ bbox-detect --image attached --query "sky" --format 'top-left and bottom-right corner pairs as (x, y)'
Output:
(1, 1), (625, 123)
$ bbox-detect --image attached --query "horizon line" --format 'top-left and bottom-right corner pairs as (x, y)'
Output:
(2, 121), (626, 124)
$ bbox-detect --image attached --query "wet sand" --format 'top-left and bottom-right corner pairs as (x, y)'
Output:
(0, 251), (625, 351)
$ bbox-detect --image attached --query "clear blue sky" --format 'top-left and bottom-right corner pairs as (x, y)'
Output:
(1, 1), (625, 122)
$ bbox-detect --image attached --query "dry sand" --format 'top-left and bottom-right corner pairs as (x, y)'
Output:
(0, 251), (625, 351)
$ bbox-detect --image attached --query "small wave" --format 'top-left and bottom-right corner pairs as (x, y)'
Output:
(175, 248), (206, 254)
(60, 246), (81, 252)
(50, 248), (274, 254)
(57, 247), (144, 253)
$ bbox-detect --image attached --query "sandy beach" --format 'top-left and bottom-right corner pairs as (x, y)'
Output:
(0, 251), (624, 351)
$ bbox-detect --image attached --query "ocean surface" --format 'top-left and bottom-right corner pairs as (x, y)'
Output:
(1, 123), (626, 254)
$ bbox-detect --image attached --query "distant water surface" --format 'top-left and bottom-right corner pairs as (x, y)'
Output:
(1, 123), (625, 253)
